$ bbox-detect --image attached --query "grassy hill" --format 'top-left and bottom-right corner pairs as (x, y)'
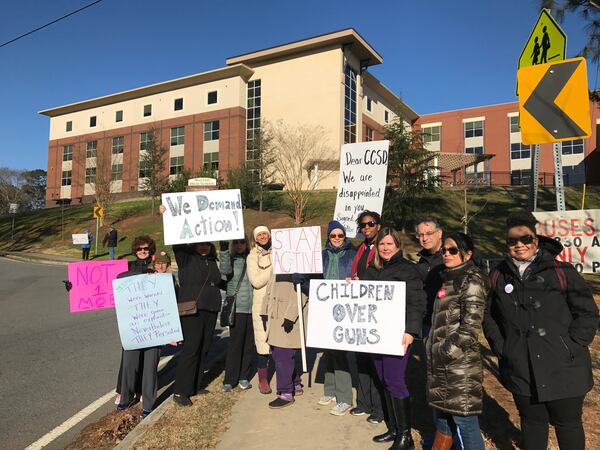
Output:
(0, 186), (597, 260)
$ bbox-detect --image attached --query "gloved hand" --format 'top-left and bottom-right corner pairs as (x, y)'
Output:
(291, 273), (303, 286)
(260, 314), (268, 331)
(282, 318), (294, 333)
(219, 241), (229, 251)
(63, 280), (72, 292)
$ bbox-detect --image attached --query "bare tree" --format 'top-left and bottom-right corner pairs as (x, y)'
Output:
(139, 128), (169, 214)
(246, 127), (276, 211)
(91, 142), (113, 210)
(0, 167), (27, 214)
(268, 121), (335, 224)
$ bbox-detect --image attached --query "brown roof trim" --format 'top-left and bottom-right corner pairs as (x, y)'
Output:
(226, 28), (383, 67)
(39, 64), (254, 117)
(362, 72), (419, 122)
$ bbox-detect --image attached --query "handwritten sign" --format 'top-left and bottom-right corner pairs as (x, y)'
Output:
(333, 140), (389, 238)
(113, 273), (183, 350)
(306, 279), (406, 356)
(72, 234), (89, 245)
(534, 209), (600, 273)
(271, 226), (323, 274)
(67, 260), (129, 313)
(161, 189), (244, 245)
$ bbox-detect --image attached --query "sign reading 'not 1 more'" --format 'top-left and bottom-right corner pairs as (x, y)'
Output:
(271, 226), (323, 275)
(67, 260), (129, 313)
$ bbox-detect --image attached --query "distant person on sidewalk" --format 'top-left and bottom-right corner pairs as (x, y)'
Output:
(81, 229), (93, 260)
(102, 225), (118, 260)
(220, 236), (256, 393)
(247, 226), (274, 394)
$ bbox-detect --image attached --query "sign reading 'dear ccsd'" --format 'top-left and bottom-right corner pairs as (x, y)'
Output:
(161, 189), (244, 245)
(307, 279), (407, 356)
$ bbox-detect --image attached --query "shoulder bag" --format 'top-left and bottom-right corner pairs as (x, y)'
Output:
(177, 265), (211, 316)
(220, 260), (247, 327)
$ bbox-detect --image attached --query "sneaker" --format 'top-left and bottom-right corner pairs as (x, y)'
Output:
(116, 398), (137, 412)
(173, 394), (192, 407)
(139, 409), (152, 419)
(294, 384), (304, 396)
(114, 393), (121, 405)
(238, 380), (252, 390)
(223, 384), (233, 393)
(330, 402), (352, 416)
(367, 414), (384, 424)
(350, 407), (367, 416)
(317, 395), (336, 406)
(268, 394), (294, 409)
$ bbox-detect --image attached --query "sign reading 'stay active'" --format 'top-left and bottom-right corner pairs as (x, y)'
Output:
(67, 260), (129, 313)
(271, 226), (323, 274)
(161, 189), (244, 245)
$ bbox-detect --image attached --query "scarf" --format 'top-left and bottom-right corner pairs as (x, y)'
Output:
(325, 247), (347, 280)
(511, 249), (539, 277)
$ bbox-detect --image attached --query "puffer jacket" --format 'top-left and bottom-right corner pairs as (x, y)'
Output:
(220, 249), (253, 314)
(173, 245), (222, 312)
(247, 245), (273, 354)
(483, 236), (599, 402)
(128, 257), (153, 274)
(426, 260), (489, 416)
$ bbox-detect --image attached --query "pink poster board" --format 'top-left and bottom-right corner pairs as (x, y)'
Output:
(67, 260), (129, 313)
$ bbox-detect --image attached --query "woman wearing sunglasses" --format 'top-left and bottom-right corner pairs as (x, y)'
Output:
(483, 211), (598, 450)
(362, 227), (426, 450)
(426, 232), (487, 450)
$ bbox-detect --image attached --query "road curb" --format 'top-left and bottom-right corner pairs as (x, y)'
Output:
(0, 254), (71, 266)
(115, 396), (174, 449)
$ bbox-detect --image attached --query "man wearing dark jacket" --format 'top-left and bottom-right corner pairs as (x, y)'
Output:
(103, 225), (118, 260)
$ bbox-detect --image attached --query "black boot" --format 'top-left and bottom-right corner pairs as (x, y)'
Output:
(373, 390), (396, 443)
(388, 396), (414, 450)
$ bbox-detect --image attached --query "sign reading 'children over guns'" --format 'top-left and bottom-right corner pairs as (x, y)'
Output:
(306, 279), (407, 356)
(161, 189), (244, 245)
(113, 273), (183, 350)
(67, 260), (129, 313)
(333, 140), (390, 238)
(271, 226), (323, 274)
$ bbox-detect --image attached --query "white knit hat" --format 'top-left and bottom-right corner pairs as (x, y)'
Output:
(253, 225), (270, 240)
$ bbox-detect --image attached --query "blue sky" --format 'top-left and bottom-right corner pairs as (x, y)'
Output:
(0, 0), (595, 170)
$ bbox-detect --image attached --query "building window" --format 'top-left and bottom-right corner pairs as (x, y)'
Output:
(170, 156), (184, 175)
(344, 65), (357, 144)
(562, 164), (585, 186)
(561, 139), (584, 155)
(174, 98), (183, 111)
(204, 151), (219, 172)
(511, 169), (531, 186)
(246, 79), (261, 163)
(61, 170), (72, 186)
(140, 132), (151, 151)
(170, 126), (184, 146)
(465, 146), (484, 155)
(139, 160), (149, 178)
(143, 104), (152, 117)
(365, 126), (374, 142)
(112, 136), (124, 154)
(384, 110), (389, 123)
(85, 167), (96, 184)
(111, 163), (123, 181)
(207, 91), (217, 104)
(464, 120), (483, 138)
(204, 121), (219, 141)
(509, 116), (520, 133)
(366, 97), (372, 112)
(510, 142), (531, 159)
(62, 145), (73, 162)
(66, 121), (72, 132)
(89, 116), (97, 127)
(423, 125), (441, 143)
(86, 140), (97, 158)
(116, 110), (123, 122)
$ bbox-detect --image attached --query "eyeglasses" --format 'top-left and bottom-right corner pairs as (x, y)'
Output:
(358, 221), (379, 229)
(329, 233), (345, 239)
(507, 235), (535, 246)
(135, 246), (150, 252)
(441, 246), (459, 255)
(416, 230), (438, 239)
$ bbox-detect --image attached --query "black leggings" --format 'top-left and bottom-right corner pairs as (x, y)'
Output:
(224, 313), (255, 386)
(513, 394), (585, 450)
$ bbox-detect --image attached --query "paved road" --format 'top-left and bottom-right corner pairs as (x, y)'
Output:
(0, 257), (122, 450)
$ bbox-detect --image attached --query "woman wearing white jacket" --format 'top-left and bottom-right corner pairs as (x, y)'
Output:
(247, 225), (273, 394)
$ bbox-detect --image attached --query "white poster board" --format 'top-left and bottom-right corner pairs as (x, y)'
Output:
(333, 140), (389, 238)
(307, 279), (406, 356)
(271, 226), (323, 274)
(533, 209), (600, 273)
(161, 189), (244, 245)
(72, 234), (89, 245)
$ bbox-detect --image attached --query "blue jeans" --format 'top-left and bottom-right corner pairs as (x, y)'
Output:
(433, 409), (484, 450)
(108, 246), (116, 259)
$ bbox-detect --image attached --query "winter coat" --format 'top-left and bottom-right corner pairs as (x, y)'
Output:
(483, 236), (599, 402)
(261, 274), (308, 349)
(81, 233), (93, 249)
(103, 229), (118, 247)
(363, 252), (427, 337)
(323, 240), (357, 280)
(416, 249), (445, 326)
(220, 249), (253, 314)
(351, 240), (376, 279)
(426, 261), (488, 416)
(247, 246), (273, 354)
(128, 257), (153, 275)
(173, 245), (222, 313)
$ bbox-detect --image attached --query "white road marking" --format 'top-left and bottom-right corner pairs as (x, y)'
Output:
(23, 354), (175, 450)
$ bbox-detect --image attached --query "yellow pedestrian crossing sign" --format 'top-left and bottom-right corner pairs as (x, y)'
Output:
(93, 206), (104, 218)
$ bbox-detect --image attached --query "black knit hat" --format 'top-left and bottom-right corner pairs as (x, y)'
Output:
(506, 210), (538, 234)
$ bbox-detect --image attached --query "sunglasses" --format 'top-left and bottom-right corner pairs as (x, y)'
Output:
(507, 235), (535, 246)
(441, 246), (460, 255)
(329, 233), (345, 239)
(359, 221), (379, 229)
(135, 246), (150, 252)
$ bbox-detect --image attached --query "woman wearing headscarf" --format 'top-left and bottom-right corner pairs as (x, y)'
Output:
(483, 211), (599, 450)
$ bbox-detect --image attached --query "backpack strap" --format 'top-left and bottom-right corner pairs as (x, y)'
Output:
(553, 259), (568, 295)
(490, 269), (500, 290)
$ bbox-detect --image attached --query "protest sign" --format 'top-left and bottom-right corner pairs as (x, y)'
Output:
(72, 234), (89, 245)
(67, 260), (129, 313)
(271, 226), (323, 274)
(534, 209), (600, 273)
(113, 273), (183, 350)
(306, 279), (406, 356)
(333, 140), (389, 238)
(161, 189), (244, 245)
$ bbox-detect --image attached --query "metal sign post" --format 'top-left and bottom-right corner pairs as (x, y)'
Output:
(528, 145), (541, 211)
(552, 142), (566, 211)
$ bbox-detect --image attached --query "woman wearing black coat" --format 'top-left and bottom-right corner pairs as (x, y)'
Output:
(483, 211), (599, 450)
(362, 227), (426, 450)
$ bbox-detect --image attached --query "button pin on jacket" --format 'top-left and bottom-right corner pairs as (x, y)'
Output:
(505, 283), (514, 294)
(437, 289), (446, 299)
